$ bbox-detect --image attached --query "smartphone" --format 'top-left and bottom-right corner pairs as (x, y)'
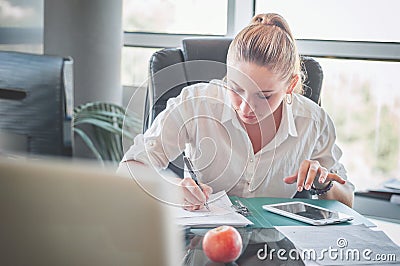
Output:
(262, 201), (354, 226)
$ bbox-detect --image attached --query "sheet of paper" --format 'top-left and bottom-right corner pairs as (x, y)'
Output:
(175, 190), (253, 227)
(175, 191), (234, 218)
(276, 224), (400, 265)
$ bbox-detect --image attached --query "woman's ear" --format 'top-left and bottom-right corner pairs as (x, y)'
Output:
(286, 74), (299, 94)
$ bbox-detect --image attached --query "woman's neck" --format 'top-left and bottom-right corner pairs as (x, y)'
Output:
(243, 103), (283, 153)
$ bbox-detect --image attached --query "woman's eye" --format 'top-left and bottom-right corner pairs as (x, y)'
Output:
(258, 93), (271, 99)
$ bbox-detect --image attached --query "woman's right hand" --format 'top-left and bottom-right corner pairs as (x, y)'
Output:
(179, 177), (213, 211)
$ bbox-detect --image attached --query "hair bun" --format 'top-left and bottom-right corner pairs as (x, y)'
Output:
(252, 14), (270, 25)
(251, 13), (290, 34)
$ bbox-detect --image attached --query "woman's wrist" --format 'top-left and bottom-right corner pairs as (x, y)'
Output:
(310, 180), (333, 195)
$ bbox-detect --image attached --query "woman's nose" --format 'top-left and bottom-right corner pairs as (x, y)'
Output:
(239, 98), (255, 114)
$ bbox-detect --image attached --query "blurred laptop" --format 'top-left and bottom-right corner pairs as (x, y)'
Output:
(0, 157), (183, 266)
(0, 131), (27, 154)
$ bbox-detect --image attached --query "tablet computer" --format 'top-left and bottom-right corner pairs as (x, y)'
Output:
(262, 201), (354, 225)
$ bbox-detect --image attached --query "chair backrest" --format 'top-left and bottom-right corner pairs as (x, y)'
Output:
(0, 51), (73, 156)
(144, 37), (324, 181)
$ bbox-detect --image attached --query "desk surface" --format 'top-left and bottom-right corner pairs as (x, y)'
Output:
(183, 220), (400, 266)
(353, 195), (400, 245)
(182, 197), (400, 265)
(184, 227), (305, 266)
(230, 196), (375, 228)
(353, 194), (400, 221)
(369, 217), (400, 246)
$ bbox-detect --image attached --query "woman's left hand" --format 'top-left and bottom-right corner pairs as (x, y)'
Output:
(283, 159), (346, 192)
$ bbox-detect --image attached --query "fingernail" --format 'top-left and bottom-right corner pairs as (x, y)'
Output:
(305, 184), (311, 190)
(297, 186), (303, 192)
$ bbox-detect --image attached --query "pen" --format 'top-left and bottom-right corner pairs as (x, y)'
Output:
(183, 156), (210, 211)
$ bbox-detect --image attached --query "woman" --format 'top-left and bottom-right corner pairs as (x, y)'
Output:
(118, 13), (354, 209)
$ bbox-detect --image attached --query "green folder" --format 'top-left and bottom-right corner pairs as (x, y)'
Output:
(229, 196), (375, 228)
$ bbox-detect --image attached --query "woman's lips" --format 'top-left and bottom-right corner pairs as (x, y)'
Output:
(242, 114), (256, 119)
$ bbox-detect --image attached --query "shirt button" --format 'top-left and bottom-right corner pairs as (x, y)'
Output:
(250, 159), (254, 163)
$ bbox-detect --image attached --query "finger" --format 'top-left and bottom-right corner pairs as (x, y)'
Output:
(183, 200), (193, 210)
(297, 160), (310, 192)
(283, 171), (298, 184)
(183, 199), (201, 211)
(304, 161), (320, 190)
(185, 205), (201, 211)
(182, 187), (205, 206)
(317, 167), (329, 184)
(326, 173), (346, 184)
(200, 184), (213, 200)
(181, 177), (207, 203)
(191, 205), (201, 211)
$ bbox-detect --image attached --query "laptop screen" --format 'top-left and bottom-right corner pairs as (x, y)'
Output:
(0, 157), (183, 266)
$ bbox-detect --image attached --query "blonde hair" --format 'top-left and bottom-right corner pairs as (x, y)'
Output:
(227, 13), (303, 93)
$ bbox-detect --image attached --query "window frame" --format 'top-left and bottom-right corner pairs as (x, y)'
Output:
(2, 0), (399, 61)
(122, 0), (400, 62)
(123, 0), (254, 48)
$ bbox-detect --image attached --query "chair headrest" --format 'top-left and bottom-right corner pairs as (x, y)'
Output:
(182, 38), (233, 63)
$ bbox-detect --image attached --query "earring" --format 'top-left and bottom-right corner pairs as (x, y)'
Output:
(285, 93), (293, 105)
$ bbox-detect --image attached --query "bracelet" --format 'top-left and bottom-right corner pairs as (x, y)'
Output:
(310, 181), (333, 195)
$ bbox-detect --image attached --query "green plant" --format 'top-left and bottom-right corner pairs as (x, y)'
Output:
(73, 102), (141, 163)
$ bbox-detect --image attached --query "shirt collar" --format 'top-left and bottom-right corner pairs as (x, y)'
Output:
(285, 96), (298, 138)
(260, 97), (298, 152)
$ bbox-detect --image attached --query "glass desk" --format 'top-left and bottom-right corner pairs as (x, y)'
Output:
(183, 227), (305, 266)
(180, 196), (400, 265)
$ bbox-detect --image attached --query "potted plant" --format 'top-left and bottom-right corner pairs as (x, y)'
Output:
(73, 102), (141, 164)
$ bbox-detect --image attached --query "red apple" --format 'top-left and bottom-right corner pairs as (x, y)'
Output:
(202, 225), (243, 263)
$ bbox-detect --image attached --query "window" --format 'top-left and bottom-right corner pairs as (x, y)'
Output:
(320, 58), (400, 190)
(122, 0), (230, 88)
(123, 0), (228, 35)
(122, 47), (162, 87)
(255, 0), (400, 42)
(0, 0), (43, 53)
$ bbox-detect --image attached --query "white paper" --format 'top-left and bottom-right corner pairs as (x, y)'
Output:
(175, 191), (233, 218)
(175, 190), (253, 228)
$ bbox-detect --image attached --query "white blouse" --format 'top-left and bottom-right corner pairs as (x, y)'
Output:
(122, 80), (348, 198)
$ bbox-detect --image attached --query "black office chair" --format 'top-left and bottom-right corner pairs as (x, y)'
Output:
(144, 38), (324, 198)
(0, 51), (73, 156)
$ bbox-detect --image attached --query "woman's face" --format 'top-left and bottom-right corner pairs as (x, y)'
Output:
(226, 61), (293, 125)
